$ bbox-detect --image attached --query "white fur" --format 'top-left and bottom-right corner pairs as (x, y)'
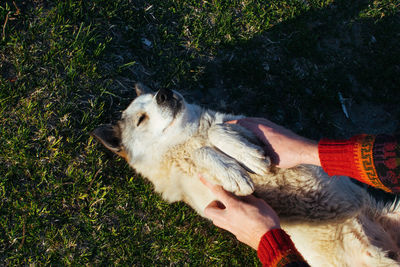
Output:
(115, 90), (400, 266)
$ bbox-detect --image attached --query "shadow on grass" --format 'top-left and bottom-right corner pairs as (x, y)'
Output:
(189, 0), (399, 138)
(183, 0), (400, 205)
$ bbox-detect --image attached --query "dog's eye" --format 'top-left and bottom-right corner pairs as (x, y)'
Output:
(137, 114), (147, 127)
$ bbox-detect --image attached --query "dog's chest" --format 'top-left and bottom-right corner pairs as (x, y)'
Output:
(163, 133), (210, 175)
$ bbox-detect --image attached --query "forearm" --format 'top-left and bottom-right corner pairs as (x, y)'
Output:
(257, 229), (309, 267)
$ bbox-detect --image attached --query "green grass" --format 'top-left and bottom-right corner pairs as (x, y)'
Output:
(1, 0), (399, 265)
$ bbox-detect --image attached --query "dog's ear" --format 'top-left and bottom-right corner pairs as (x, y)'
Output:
(135, 82), (152, 96)
(91, 124), (126, 157)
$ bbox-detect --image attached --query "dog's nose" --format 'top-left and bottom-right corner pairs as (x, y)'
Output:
(156, 88), (173, 105)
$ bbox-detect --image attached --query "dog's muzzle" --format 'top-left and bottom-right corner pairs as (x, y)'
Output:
(156, 88), (182, 117)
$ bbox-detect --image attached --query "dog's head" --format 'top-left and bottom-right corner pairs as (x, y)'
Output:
(92, 83), (195, 165)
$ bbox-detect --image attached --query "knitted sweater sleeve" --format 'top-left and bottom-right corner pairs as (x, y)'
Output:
(318, 134), (400, 193)
(257, 229), (309, 267)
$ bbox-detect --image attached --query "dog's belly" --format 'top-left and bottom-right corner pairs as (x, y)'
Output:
(172, 160), (366, 222)
(250, 165), (366, 221)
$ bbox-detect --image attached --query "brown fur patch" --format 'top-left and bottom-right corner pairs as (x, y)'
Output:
(117, 148), (129, 161)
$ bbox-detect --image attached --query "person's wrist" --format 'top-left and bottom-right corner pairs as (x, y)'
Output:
(300, 140), (320, 166)
(250, 226), (281, 250)
(250, 216), (281, 250)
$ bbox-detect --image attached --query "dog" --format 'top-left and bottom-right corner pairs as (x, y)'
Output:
(92, 83), (400, 266)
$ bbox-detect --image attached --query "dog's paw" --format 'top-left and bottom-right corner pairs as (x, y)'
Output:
(221, 168), (255, 196)
(208, 123), (271, 176)
(240, 148), (271, 175)
(193, 146), (255, 195)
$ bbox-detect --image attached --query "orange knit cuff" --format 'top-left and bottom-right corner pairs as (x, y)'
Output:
(319, 135), (391, 192)
(257, 229), (307, 267)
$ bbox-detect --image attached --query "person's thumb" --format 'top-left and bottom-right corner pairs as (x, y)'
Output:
(204, 201), (231, 231)
(204, 200), (225, 219)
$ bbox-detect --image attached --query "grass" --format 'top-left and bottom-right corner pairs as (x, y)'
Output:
(0, 0), (399, 265)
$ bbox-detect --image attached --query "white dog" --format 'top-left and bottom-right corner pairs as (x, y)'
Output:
(92, 83), (400, 266)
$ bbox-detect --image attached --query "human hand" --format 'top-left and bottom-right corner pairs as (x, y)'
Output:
(227, 117), (320, 168)
(200, 176), (280, 250)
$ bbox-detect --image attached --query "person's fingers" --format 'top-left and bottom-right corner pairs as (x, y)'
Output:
(225, 120), (279, 165)
(199, 175), (218, 190)
(242, 195), (270, 210)
(245, 117), (278, 126)
(226, 118), (269, 125)
(235, 120), (270, 144)
(240, 194), (259, 203)
(199, 175), (237, 206)
(228, 117), (275, 126)
(226, 118), (260, 127)
(226, 118), (276, 143)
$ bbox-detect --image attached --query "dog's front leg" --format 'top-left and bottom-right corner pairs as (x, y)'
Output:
(193, 147), (254, 196)
(208, 124), (270, 175)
